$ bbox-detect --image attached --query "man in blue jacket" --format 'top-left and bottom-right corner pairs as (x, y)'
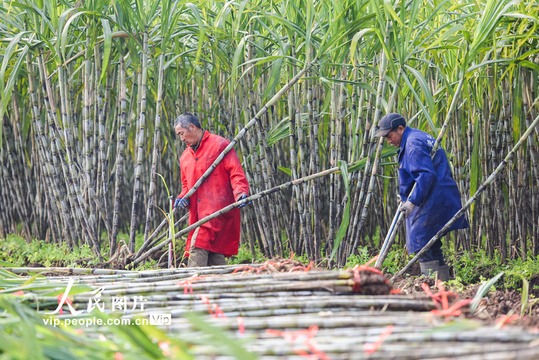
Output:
(375, 113), (468, 281)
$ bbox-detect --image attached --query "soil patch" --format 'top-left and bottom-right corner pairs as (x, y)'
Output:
(392, 275), (539, 328)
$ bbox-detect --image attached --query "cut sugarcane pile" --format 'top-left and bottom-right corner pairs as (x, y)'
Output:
(5, 265), (539, 359)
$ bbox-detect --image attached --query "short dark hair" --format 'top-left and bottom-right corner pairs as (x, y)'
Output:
(174, 113), (201, 129)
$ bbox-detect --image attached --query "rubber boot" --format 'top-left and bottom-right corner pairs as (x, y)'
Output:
(438, 264), (451, 281)
(420, 260), (439, 278)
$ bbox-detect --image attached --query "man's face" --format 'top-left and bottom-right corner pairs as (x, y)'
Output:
(384, 126), (405, 147)
(175, 124), (198, 146)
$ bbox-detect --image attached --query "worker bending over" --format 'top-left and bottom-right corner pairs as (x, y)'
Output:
(375, 113), (468, 280)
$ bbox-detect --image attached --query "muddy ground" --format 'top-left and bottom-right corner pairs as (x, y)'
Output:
(393, 274), (539, 329)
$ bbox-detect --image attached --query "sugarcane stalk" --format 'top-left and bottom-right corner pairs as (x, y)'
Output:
(252, 95), (282, 257)
(393, 110), (539, 279)
(346, 70), (384, 259)
(236, 121), (260, 257)
(326, 78), (338, 255)
(110, 57), (127, 256)
(143, 213), (188, 257)
(496, 89), (508, 261)
(26, 54), (62, 243)
(246, 79), (274, 256)
(308, 86), (321, 260)
(9, 99), (31, 214)
(37, 53), (77, 250)
(345, 78), (372, 251)
(82, 46), (98, 236)
(129, 31), (149, 254)
(3, 105), (31, 241)
(95, 48), (111, 235)
(47, 58), (101, 254)
(143, 53), (165, 247)
(58, 64), (93, 249)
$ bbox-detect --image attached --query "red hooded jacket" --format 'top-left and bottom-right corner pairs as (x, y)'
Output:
(179, 131), (249, 257)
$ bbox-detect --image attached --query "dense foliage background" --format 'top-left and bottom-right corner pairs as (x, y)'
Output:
(0, 0), (538, 266)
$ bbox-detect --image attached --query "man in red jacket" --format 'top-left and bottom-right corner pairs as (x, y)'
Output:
(174, 113), (250, 267)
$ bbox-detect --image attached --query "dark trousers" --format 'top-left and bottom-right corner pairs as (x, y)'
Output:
(417, 239), (445, 265)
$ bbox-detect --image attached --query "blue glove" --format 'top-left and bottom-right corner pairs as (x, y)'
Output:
(237, 194), (251, 209)
(174, 197), (189, 209)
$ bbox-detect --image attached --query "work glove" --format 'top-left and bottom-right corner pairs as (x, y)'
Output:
(399, 200), (416, 218)
(174, 197), (189, 209)
(237, 194), (251, 209)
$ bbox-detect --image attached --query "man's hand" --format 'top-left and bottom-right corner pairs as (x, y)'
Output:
(237, 194), (251, 209)
(174, 197), (189, 209)
(399, 201), (416, 218)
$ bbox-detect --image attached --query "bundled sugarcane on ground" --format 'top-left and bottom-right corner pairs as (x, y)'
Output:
(0, 0), (539, 270)
(1, 264), (539, 359)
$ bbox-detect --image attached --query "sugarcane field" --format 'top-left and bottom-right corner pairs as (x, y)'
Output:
(2, 0), (539, 358)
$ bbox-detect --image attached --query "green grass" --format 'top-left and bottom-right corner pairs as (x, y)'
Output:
(450, 248), (539, 291)
(228, 243), (266, 265)
(0, 234), (165, 271)
(3, 229), (538, 293)
(0, 235), (94, 267)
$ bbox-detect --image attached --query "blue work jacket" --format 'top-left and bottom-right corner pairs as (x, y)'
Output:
(398, 127), (468, 254)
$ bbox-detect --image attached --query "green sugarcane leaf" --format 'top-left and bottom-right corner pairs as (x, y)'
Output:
(404, 65), (436, 120)
(277, 166), (292, 176)
(429, 319), (481, 332)
(0, 261), (17, 267)
(22, 274), (46, 287)
(305, 0), (314, 62)
(351, 28), (374, 66)
(401, 71), (436, 131)
(262, 54), (284, 101)
(383, 0), (405, 27)
(470, 116), (480, 221)
(186, 3), (206, 72)
(99, 19), (112, 84)
(347, 157), (368, 173)
(470, 271), (504, 313)
(321, 76), (377, 95)
(267, 116), (291, 146)
(184, 313), (256, 360)
(506, 271), (529, 317)
(0, 31), (29, 130)
(517, 59), (539, 73)
(425, 24), (467, 51)
(0, 46), (29, 149)
(60, 11), (88, 60)
(92, 313), (165, 359)
(467, 58), (513, 73)
(231, 35), (248, 88)
(469, 0), (511, 60)
(330, 160), (350, 261)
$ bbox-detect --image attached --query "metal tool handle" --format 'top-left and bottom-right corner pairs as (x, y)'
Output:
(374, 209), (403, 269)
